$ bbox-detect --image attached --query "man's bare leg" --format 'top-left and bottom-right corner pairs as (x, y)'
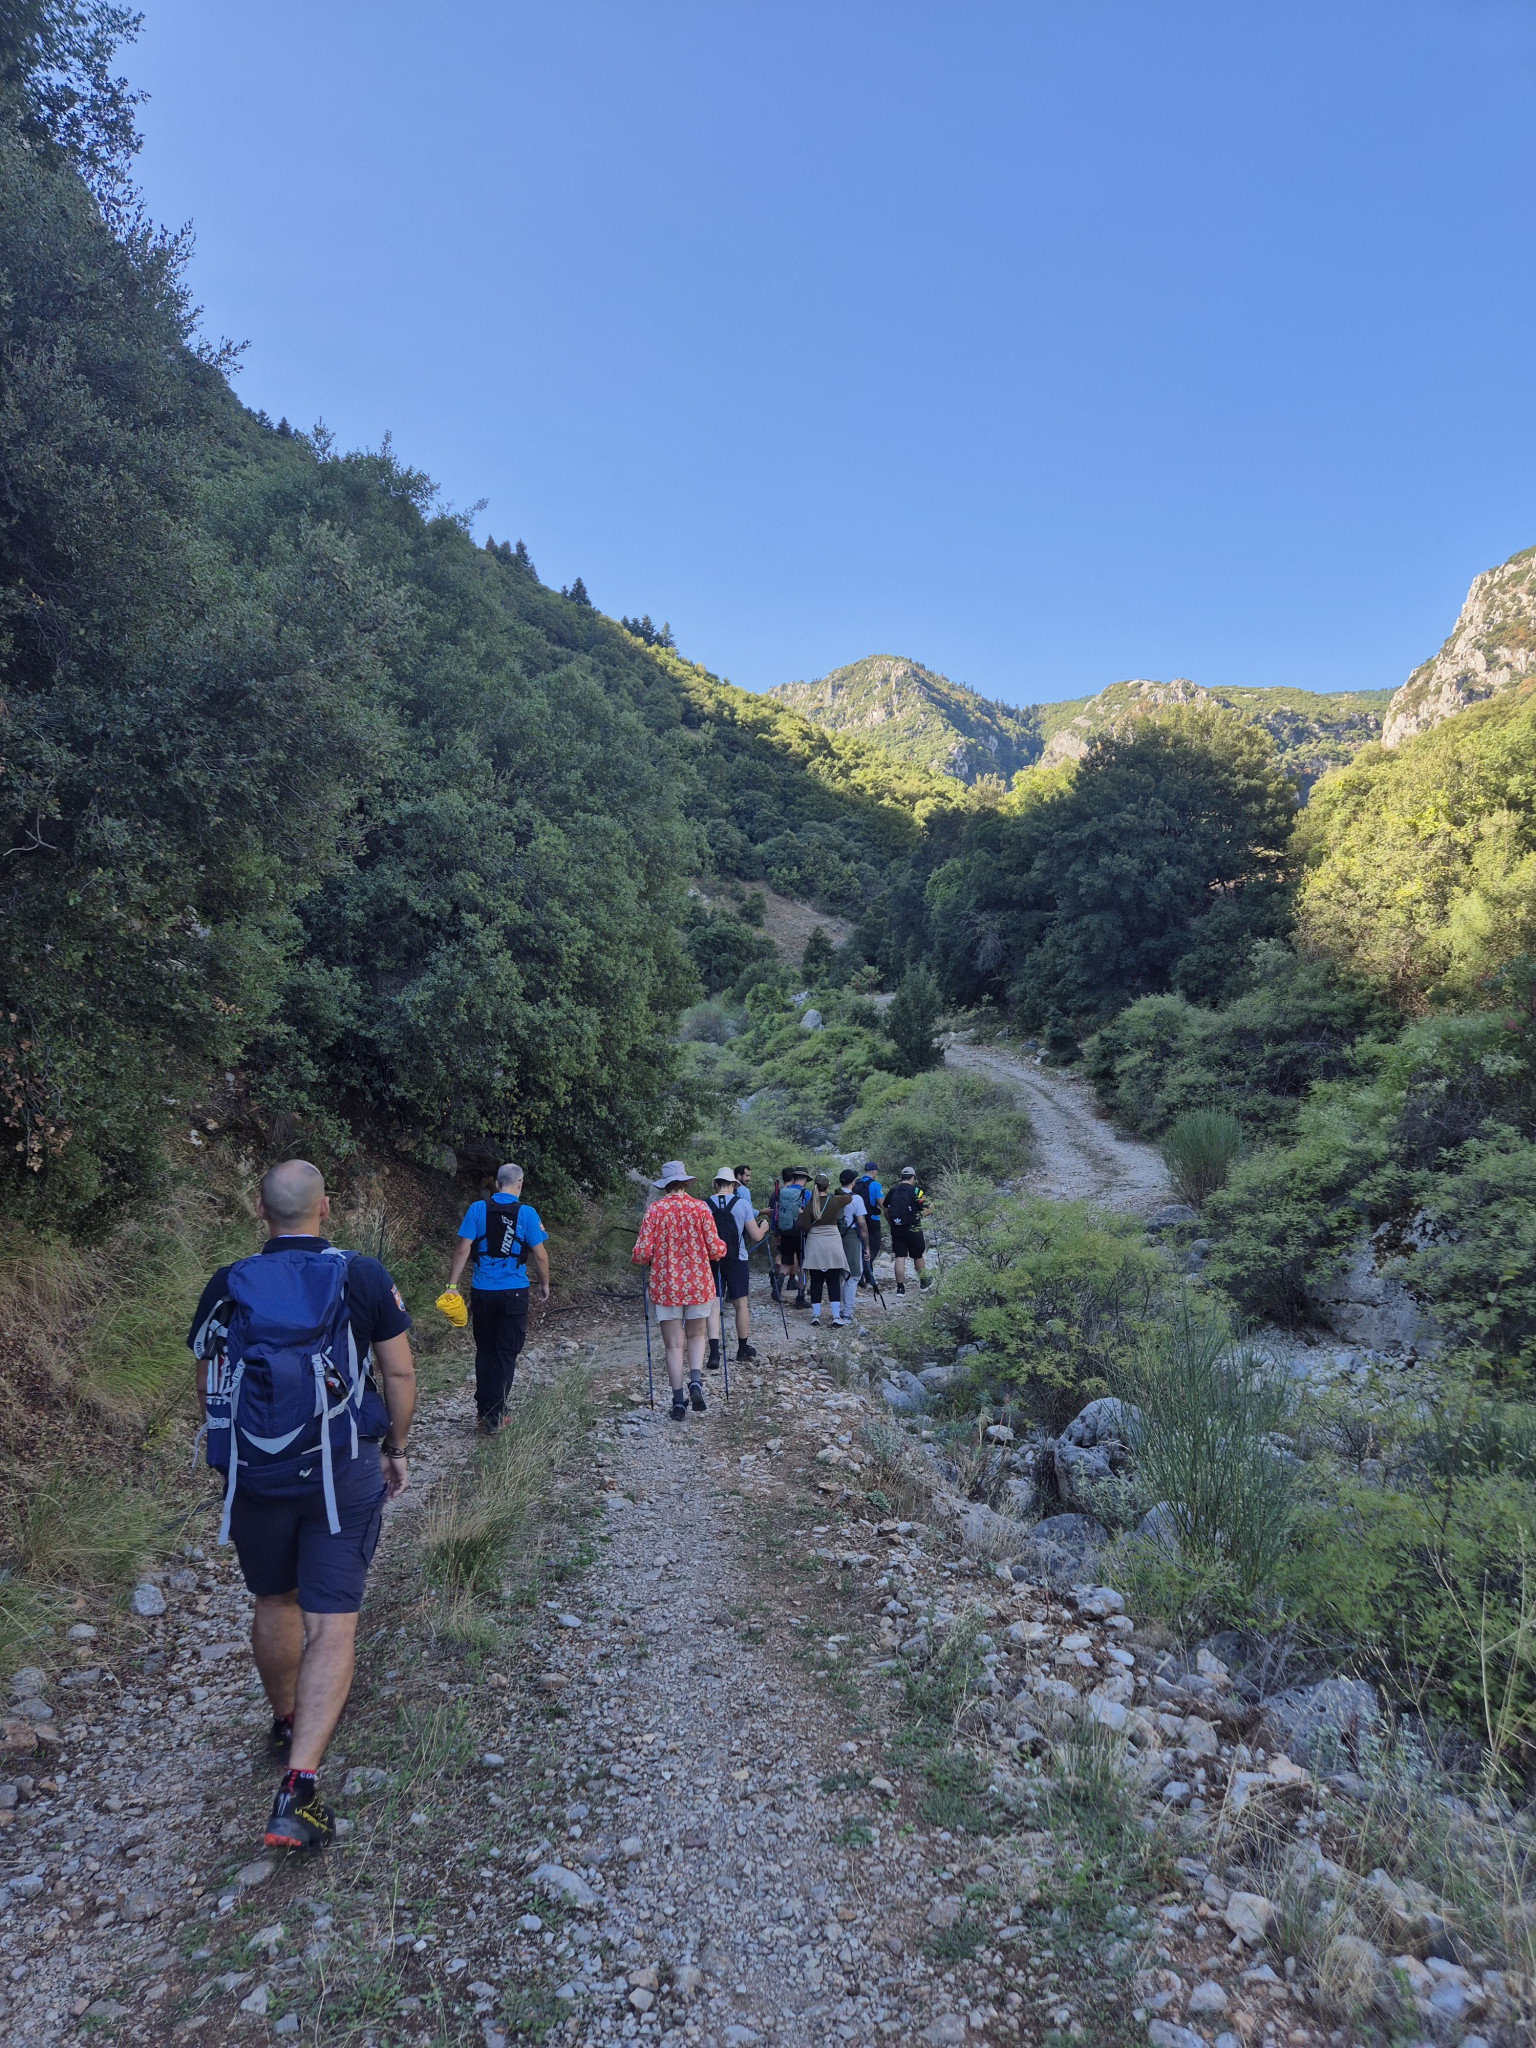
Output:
(661, 1318), (687, 1390)
(289, 1611), (360, 1772)
(252, 1591), (303, 1718)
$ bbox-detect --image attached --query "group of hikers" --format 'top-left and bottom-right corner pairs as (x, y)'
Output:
(186, 1147), (923, 1854)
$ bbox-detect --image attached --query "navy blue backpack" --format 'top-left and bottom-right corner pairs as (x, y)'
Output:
(193, 1247), (390, 1544)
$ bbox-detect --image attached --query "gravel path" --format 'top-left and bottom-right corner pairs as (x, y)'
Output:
(944, 1042), (1171, 1215)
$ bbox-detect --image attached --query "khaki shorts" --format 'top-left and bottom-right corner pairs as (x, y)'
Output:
(653, 1301), (710, 1323)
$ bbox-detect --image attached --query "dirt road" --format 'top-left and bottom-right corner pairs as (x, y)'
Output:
(944, 1041), (1171, 1215)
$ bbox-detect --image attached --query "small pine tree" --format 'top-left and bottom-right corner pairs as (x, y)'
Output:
(887, 965), (943, 1076)
(566, 575), (592, 607)
(514, 539), (535, 576)
(801, 925), (836, 984)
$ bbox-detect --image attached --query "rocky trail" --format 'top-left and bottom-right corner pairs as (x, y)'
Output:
(0, 1068), (1522, 2046)
(942, 1045), (1172, 1217)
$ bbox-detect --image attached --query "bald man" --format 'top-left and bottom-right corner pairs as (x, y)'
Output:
(189, 1159), (416, 1853)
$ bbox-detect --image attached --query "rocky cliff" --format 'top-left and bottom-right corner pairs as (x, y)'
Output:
(1382, 543), (1536, 748)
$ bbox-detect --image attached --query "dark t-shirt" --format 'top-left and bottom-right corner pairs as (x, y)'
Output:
(187, 1236), (413, 1356)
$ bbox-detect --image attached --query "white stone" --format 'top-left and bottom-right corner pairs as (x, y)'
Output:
(238, 1985), (270, 2016)
(620, 1835), (643, 1859)
(9, 1668), (45, 1697)
(922, 2018), (967, 2047)
(926, 1895), (965, 1928)
(1223, 1891), (1276, 1944)
(130, 1582), (166, 1617)
(1086, 1693), (1127, 1732)
(530, 1863), (597, 1908)
(1189, 1979), (1228, 2013)
(1181, 1716), (1219, 1757)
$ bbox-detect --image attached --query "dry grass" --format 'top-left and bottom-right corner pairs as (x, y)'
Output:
(857, 1413), (936, 1522)
(423, 1361), (593, 1601)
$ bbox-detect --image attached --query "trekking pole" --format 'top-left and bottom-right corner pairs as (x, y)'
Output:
(718, 1263), (730, 1404)
(770, 1249), (790, 1340)
(863, 1252), (890, 1315)
(641, 1287), (655, 1409)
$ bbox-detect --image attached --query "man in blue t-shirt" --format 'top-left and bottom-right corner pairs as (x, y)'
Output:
(446, 1161), (551, 1432)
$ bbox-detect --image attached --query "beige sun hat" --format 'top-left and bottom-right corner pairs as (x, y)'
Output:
(713, 1165), (737, 1185)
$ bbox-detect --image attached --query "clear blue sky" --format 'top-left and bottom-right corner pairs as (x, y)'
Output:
(129, 1), (1536, 707)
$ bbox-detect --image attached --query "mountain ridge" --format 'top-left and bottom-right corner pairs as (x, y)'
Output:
(772, 657), (1394, 795)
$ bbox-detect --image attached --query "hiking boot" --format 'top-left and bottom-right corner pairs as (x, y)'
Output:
(688, 1378), (707, 1413)
(669, 1391), (689, 1422)
(919, 1274), (932, 1290)
(477, 1414), (506, 1436)
(792, 1292), (808, 1310)
(705, 1339), (722, 1372)
(268, 1715), (294, 1761)
(895, 1282), (906, 1295)
(264, 1785), (335, 1852)
(735, 1341), (757, 1361)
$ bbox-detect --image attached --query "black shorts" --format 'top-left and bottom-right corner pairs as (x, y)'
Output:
(721, 1258), (750, 1302)
(890, 1223), (926, 1258)
(778, 1233), (803, 1266)
(228, 1458), (385, 1614)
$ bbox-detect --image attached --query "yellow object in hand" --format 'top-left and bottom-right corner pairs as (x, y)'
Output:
(435, 1287), (468, 1328)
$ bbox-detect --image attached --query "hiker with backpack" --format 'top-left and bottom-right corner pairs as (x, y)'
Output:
(704, 1167), (767, 1368)
(882, 1166), (931, 1292)
(189, 1159), (417, 1854)
(800, 1171), (855, 1328)
(444, 1163), (551, 1434)
(854, 1162), (883, 1284)
(834, 1167), (871, 1319)
(631, 1163), (727, 1419)
(771, 1167), (810, 1308)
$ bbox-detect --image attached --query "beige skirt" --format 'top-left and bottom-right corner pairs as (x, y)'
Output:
(801, 1223), (849, 1274)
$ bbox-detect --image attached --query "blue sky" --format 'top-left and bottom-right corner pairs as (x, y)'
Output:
(129, 1), (1536, 707)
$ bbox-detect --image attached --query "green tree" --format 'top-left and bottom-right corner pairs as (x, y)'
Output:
(801, 925), (836, 983)
(886, 965), (943, 1076)
(928, 710), (1296, 1024)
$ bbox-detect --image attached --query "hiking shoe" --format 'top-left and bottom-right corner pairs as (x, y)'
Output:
(919, 1275), (932, 1289)
(264, 1786), (335, 1852)
(688, 1379), (707, 1413)
(477, 1414), (506, 1436)
(736, 1341), (757, 1360)
(895, 1282), (906, 1295)
(669, 1392), (689, 1421)
(792, 1293), (808, 1310)
(268, 1715), (294, 1761)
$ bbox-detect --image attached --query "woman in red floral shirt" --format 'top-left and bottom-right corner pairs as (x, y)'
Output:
(632, 1163), (726, 1419)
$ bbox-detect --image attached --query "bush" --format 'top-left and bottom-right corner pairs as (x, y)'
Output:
(896, 1189), (1167, 1426)
(841, 1070), (1031, 1184)
(1119, 1310), (1298, 1599)
(1084, 944), (1389, 1144)
(1399, 1129), (1536, 1384)
(1161, 1108), (1244, 1205)
(676, 998), (744, 1045)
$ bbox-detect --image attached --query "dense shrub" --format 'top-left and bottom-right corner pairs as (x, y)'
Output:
(896, 1188), (1167, 1425)
(683, 907), (778, 996)
(1204, 1011), (1536, 1352)
(885, 964), (944, 1076)
(840, 1070), (1031, 1184)
(1296, 691), (1536, 1009)
(1161, 1109), (1244, 1206)
(1119, 1312), (1298, 1598)
(1084, 943), (1390, 1143)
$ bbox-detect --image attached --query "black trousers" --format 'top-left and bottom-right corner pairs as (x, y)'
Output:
(470, 1289), (528, 1421)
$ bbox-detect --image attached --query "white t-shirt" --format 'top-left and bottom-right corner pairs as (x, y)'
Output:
(839, 1193), (867, 1228)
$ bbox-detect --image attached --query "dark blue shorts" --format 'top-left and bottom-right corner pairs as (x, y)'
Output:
(228, 1455), (386, 1614)
(722, 1258), (750, 1302)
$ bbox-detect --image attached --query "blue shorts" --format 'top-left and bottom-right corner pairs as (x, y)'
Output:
(227, 1454), (386, 1614)
(722, 1259), (750, 1302)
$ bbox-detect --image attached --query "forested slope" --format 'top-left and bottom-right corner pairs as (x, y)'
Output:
(0, 34), (969, 1227)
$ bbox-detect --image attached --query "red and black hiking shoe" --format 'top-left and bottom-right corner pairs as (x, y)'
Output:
(264, 1784), (335, 1851)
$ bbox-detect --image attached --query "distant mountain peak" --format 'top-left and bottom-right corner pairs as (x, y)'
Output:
(769, 655), (1041, 785)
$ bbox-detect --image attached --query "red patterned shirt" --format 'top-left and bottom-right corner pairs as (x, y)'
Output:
(632, 1190), (726, 1307)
